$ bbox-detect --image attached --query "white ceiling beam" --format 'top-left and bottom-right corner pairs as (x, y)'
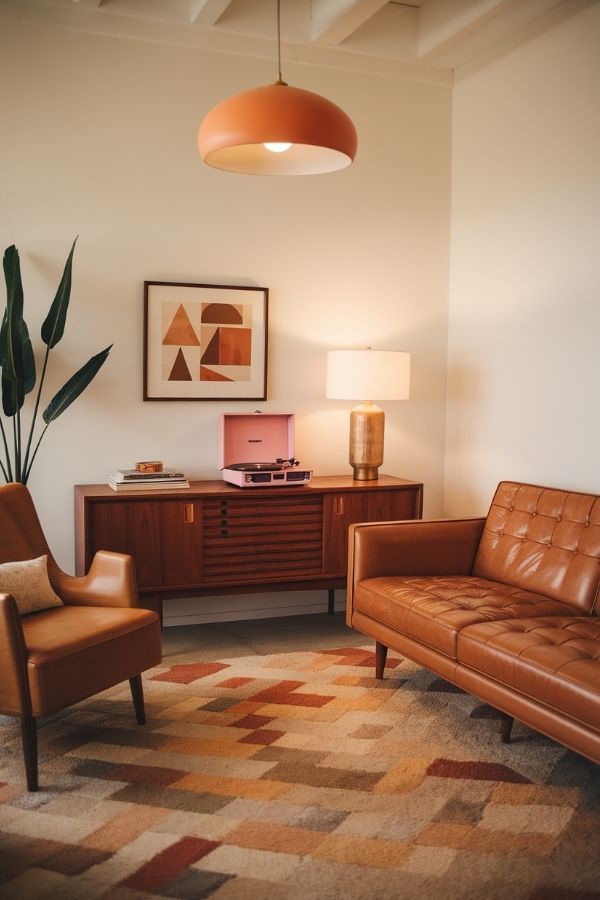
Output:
(418, 0), (511, 59)
(0, 0), (451, 84)
(417, 0), (568, 64)
(189, 0), (233, 26)
(311, 0), (389, 45)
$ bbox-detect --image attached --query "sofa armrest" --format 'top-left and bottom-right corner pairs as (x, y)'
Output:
(348, 517), (486, 602)
(0, 593), (32, 716)
(52, 550), (139, 609)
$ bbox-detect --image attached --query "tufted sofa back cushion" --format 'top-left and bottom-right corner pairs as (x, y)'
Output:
(473, 481), (600, 613)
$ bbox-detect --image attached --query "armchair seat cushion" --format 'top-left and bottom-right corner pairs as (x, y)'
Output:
(21, 605), (161, 717)
(457, 617), (600, 730)
(21, 605), (156, 661)
(354, 575), (586, 659)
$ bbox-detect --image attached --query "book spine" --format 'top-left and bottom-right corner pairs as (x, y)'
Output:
(120, 473), (184, 481)
(108, 480), (189, 492)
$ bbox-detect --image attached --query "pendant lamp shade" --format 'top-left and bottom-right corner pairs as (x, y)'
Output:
(198, 81), (357, 176)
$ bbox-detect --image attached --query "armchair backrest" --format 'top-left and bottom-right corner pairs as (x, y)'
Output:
(473, 481), (600, 613)
(0, 483), (53, 567)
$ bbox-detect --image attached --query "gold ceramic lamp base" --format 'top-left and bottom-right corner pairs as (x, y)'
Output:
(327, 348), (411, 483)
(349, 402), (384, 480)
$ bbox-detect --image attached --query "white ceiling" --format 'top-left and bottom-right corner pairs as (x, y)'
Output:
(0, 0), (574, 84)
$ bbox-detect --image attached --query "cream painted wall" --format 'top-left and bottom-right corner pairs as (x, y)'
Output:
(445, 1), (600, 516)
(0, 19), (451, 622)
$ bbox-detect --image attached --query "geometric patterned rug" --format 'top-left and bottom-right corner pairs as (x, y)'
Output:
(1, 646), (599, 900)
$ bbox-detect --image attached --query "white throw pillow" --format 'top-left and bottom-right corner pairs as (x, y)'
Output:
(0, 555), (63, 615)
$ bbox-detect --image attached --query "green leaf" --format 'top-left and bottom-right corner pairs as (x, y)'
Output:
(41, 237), (77, 349)
(42, 345), (111, 425)
(2, 246), (23, 319)
(2, 374), (24, 417)
(0, 314), (35, 405)
(21, 323), (35, 394)
(13, 317), (35, 394)
(0, 311), (7, 366)
(1, 245), (25, 382)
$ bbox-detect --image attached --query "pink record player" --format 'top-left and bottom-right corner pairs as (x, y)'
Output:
(219, 413), (312, 488)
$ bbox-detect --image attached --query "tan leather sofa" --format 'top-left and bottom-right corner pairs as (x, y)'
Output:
(347, 481), (600, 765)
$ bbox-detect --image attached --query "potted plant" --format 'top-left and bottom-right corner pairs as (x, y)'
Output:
(0, 239), (111, 484)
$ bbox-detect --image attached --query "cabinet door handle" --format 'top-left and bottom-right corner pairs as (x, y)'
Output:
(184, 503), (195, 524)
(335, 495), (345, 515)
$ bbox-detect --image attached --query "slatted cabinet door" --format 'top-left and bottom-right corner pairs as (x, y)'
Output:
(202, 493), (323, 584)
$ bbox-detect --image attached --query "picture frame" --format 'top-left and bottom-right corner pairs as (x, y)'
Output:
(143, 281), (268, 401)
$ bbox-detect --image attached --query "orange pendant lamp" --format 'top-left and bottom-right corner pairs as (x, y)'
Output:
(198, 0), (357, 176)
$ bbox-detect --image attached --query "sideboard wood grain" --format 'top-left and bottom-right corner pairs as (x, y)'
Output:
(75, 475), (423, 621)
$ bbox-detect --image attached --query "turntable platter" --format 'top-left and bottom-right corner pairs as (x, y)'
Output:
(227, 462), (285, 472)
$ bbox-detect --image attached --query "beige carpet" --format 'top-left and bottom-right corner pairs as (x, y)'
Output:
(0, 641), (599, 899)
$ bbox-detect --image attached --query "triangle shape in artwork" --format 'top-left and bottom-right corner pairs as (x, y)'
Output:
(200, 366), (232, 382)
(163, 305), (200, 346)
(201, 327), (221, 365)
(169, 348), (193, 381)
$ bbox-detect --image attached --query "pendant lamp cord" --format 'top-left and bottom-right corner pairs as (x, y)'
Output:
(276, 0), (286, 85)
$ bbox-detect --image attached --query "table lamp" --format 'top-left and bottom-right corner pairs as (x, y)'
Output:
(326, 349), (411, 480)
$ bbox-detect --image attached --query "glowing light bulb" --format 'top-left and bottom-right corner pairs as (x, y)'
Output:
(263, 142), (292, 153)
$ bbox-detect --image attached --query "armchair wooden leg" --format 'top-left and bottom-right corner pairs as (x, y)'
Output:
(500, 714), (514, 744)
(129, 675), (146, 725)
(375, 641), (388, 680)
(21, 714), (38, 792)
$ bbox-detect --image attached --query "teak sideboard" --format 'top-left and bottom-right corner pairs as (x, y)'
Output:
(74, 475), (423, 621)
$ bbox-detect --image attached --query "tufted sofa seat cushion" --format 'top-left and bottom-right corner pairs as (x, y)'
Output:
(353, 574), (585, 659)
(457, 617), (600, 730)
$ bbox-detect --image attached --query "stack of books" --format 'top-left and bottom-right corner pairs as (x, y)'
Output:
(108, 468), (190, 492)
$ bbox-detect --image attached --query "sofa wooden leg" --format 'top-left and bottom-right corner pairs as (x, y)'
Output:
(21, 714), (38, 792)
(375, 642), (388, 679)
(500, 714), (514, 743)
(129, 675), (146, 725)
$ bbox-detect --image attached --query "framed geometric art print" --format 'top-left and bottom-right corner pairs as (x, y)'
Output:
(143, 281), (268, 400)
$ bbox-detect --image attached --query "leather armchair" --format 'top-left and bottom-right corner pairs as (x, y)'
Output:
(0, 483), (162, 791)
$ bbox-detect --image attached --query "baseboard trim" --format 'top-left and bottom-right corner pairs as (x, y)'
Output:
(162, 590), (347, 627)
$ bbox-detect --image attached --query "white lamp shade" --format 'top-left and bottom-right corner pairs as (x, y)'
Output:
(326, 350), (411, 401)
